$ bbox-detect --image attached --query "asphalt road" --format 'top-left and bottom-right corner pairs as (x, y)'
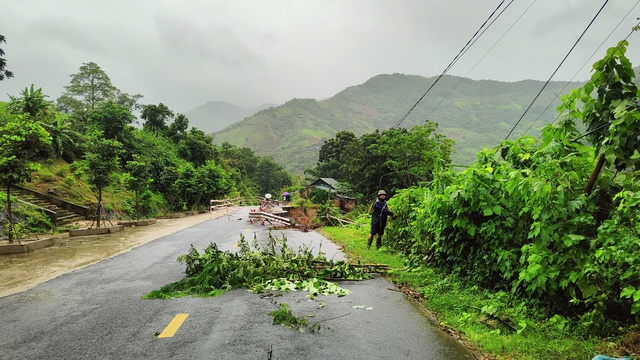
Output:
(0, 207), (475, 359)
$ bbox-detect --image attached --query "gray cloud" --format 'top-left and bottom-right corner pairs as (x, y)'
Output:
(1, 0), (638, 113)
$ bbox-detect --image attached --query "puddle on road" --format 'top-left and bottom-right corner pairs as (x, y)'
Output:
(0, 211), (235, 298)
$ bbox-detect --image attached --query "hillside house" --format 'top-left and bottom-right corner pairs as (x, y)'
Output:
(305, 178), (357, 212)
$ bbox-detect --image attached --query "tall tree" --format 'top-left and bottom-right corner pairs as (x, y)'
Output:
(0, 34), (13, 81)
(141, 103), (173, 136)
(166, 113), (189, 143)
(122, 155), (151, 220)
(0, 118), (51, 242)
(57, 62), (117, 120)
(85, 136), (123, 228)
(114, 91), (144, 116)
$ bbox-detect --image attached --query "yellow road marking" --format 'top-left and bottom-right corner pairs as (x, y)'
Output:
(158, 313), (189, 338)
(233, 243), (239, 248)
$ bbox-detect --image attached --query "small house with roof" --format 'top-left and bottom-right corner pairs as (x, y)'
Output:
(305, 178), (357, 211)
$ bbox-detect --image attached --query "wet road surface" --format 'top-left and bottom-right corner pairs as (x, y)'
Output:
(0, 207), (475, 359)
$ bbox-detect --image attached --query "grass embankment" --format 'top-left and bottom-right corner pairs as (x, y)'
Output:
(1, 158), (142, 238)
(320, 225), (637, 360)
(25, 158), (127, 213)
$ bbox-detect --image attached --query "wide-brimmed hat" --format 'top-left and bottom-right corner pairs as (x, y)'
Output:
(377, 190), (387, 196)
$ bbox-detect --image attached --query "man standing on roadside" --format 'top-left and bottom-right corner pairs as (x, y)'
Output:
(368, 190), (393, 250)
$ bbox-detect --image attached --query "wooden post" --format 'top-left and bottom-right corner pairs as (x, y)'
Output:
(584, 153), (606, 195)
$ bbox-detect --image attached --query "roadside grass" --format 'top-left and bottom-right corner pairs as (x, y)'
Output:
(320, 225), (631, 360)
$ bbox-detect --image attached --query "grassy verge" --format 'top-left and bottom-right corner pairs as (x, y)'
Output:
(320, 225), (636, 360)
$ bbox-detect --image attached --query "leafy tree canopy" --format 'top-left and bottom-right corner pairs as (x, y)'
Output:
(0, 34), (13, 81)
(8, 85), (52, 118)
(308, 120), (453, 197)
(88, 100), (134, 143)
(141, 103), (173, 136)
(58, 62), (117, 117)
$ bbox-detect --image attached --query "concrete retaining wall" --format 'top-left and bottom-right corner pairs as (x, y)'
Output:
(117, 219), (157, 227)
(0, 238), (56, 254)
(69, 226), (124, 237)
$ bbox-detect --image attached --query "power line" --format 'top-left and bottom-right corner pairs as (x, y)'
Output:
(426, 0), (535, 119)
(504, 0), (610, 140)
(521, 0), (640, 137)
(537, 19), (640, 142)
(450, 0), (516, 70)
(392, 0), (509, 129)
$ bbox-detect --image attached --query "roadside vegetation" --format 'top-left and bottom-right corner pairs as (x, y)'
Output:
(321, 225), (636, 359)
(0, 59), (296, 241)
(318, 40), (640, 359)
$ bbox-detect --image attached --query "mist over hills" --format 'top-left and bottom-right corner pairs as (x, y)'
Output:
(196, 74), (583, 173)
(183, 101), (277, 134)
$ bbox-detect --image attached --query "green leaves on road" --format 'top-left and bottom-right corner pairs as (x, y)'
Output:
(143, 232), (373, 299)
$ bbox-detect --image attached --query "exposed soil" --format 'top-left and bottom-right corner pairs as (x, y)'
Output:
(287, 206), (319, 231)
(0, 209), (236, 298)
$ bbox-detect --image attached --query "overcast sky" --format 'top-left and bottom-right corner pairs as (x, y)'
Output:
(1, 0), (639, 113)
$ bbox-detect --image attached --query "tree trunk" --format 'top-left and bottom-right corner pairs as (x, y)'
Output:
(7, 183), (13, 244)
(585, 153), (606, 195)
(96, 187), (102, 228)
(135, 189), (139, 220)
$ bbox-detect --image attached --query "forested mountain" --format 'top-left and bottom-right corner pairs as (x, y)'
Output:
(213, 74), (583, 173)
(184, 101), (277, 133)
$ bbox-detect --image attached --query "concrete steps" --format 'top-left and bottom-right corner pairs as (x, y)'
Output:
(9, 187), (89, 226)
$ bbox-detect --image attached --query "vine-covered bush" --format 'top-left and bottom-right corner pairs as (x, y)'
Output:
(385, 41), (640, 328)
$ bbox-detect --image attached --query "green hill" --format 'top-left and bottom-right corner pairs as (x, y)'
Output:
(212, 74), (583, 173)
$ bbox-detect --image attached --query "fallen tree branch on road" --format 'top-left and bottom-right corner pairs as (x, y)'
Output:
(143, 232), (383, 299)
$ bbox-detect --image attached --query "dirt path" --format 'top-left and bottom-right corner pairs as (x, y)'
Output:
(0, 209), (237, 298)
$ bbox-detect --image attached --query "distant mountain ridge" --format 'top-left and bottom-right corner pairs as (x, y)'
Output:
(183, 101), (276, 134)
(210, 73), (583, 173)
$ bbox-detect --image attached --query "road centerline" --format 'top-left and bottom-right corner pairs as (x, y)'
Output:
(158, 313), (189, 338)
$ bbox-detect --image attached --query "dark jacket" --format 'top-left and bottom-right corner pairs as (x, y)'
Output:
(371, 199), (393, 225)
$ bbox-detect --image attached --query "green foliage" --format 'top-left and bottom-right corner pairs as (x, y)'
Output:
(88, 100), (134, 143)
(85, 136), (123, 192)
(0, 194), (54, 237)
(560, 40), (640, 172)
(0, 34), (14, 81)
(383, 41), (640, 331)
(64, 175), (75, 188)
(0, 65), (292, 234)
(0, 116), (52, 241)
(309, 188), (330, 205)
(8, 84), (53, 118)
(219, 142), (294, 197)
(177, 128), (218, 166)
(269, 302), (308, 332)
(322, 225), (621, 360)
(141, 103), (173, 136)
(121, 155), (151, 219)
(41, 171), (53, 182)
(0, 118), (52, 185)
(308, 122), (453, 198)
(121, 190), (164, 219)
(143, 233), (369, 299)
(58, 62), (116, 118)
